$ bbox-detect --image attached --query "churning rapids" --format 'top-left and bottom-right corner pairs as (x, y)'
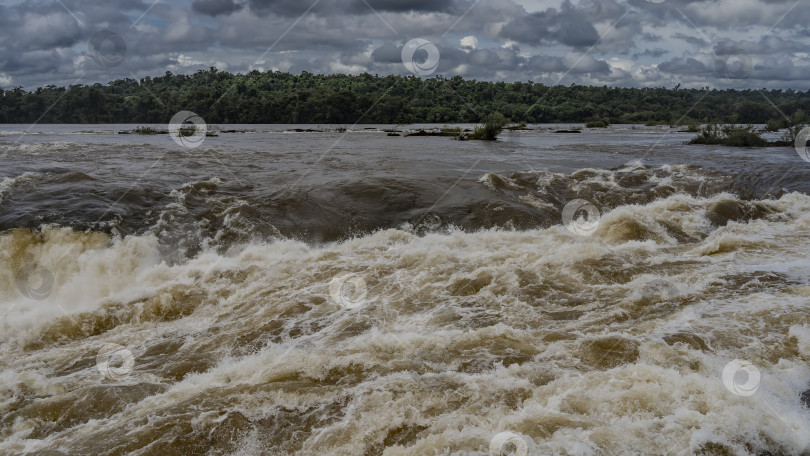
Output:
(1, 124), (809, 455)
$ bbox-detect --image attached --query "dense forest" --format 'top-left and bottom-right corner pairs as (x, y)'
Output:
(2, 68), (810, 125)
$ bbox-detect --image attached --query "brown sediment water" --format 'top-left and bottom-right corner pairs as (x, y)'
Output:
(0, 124), (809, 455)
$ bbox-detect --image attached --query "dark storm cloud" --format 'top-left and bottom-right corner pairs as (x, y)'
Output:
(468, 48), (514, 68)
(2, 0), (810, 90)
(633, 48), (667, 58)
(368, 39), (609, 79)
(641, 32), (662, 42)
(0, 0), (145, 87)
(727, 36), (808, 55)
(245, 0), (459, 17)
(525, 53), (610, 74)
(631, 0), (810, 31)
(751, 57), (810, 81)
(244, 0), (322, 16)
(357, 0), (457, 13)
(658, 56), (711, 76)
(370, 40), (489, 74)
(673, 32), (706, 47)
(370, 41), (402, 63)
(192, 0), (244, 16)
(500, 1), (601, 47)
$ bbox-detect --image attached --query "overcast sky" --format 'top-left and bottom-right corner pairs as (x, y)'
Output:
(1, 0), (809, 90)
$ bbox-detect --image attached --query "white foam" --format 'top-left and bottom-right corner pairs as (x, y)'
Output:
(1, 191), (810, 454)
(0, 171), (40, 200)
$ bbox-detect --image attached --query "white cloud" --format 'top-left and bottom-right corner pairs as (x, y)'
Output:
(328, 61), (366, 74)
(513, 0), (565, 14)
(460, 36), (478, 49)
(176, 54), (204, 66)
(0, 73), (13, 87)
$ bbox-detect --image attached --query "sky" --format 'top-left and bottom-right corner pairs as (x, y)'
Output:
(1, 0), (809, 90)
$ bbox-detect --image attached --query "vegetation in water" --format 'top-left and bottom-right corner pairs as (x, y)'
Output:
(764, 118), (783, 132)
(133, 125), (162, 134)
(688, 109), (806, 147)
(405, 127), (464, 137)
(466, 112), (508, 141)
(676, 120), (701, 133)
(178, 125), (197, 137)
(689, 124), (769, 147)
(585, 120), (609, 128)
(780, 110), (807, 143)
(505, 121), (529, 130)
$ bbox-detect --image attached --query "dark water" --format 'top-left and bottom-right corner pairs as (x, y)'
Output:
(1, 124), (809, 455)
(1, 125), (806, 251)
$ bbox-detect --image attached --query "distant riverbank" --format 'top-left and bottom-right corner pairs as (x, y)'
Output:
(3, 69), (810, 125)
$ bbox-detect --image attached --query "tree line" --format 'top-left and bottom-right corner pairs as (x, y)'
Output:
(2, 68), (810, 125)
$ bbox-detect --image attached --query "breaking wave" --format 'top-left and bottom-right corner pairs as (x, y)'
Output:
(1, 170), (809, 454)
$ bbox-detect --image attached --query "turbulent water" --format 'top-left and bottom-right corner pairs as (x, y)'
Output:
(1, 124), (809, 455)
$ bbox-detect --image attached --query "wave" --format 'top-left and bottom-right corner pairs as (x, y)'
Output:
(2, 164), (810, 454)
(0, 163), (782, 256)
(0, 141), (83, 153)
(0, 172), (42, 201)
(5, 190), (808, 338)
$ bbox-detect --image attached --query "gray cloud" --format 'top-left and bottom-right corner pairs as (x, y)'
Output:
(0, 0), (809, 90)
(358, 0), (458, 13)
(658, 56), (711, 76)
(245, 0), (460, 17)
(192, 0), (244, 16)
(526, 53), (610, 74)
(633, 48), (668, 58)
(370, 41), (402, 63)
(500, 1), (601, 47)
(673, 32), (706, 47)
